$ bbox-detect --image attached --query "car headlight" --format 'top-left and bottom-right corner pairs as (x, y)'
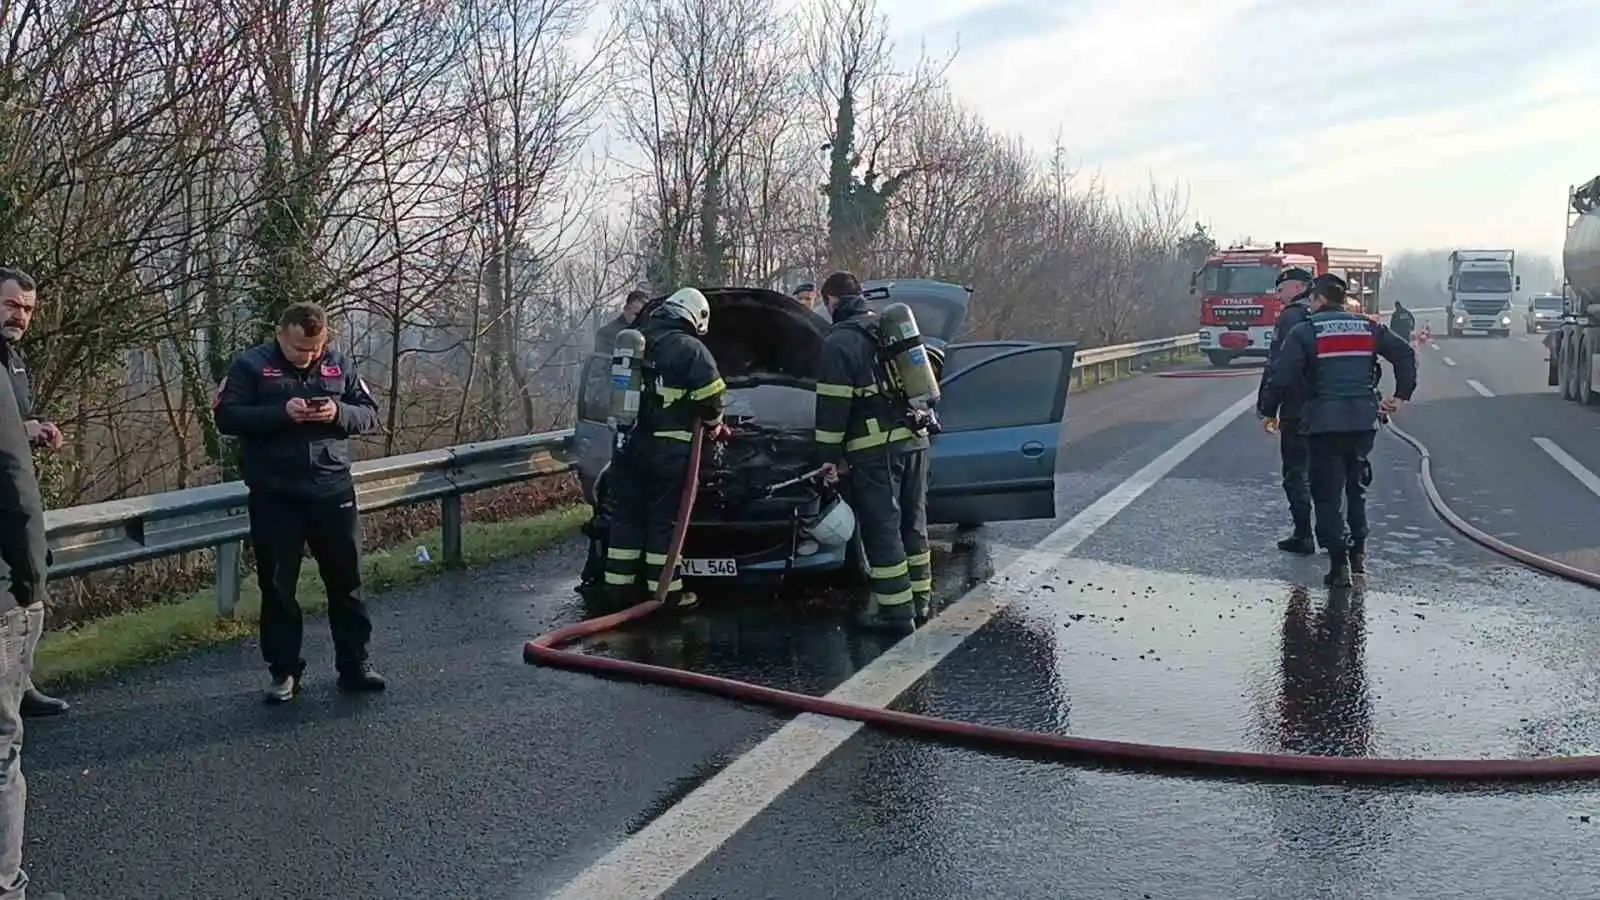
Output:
(1454, 315), (1465, 324)
(1501, 316), (1511, 325)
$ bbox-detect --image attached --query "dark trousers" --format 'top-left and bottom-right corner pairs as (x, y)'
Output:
(1307, 430), (1377, 554)
(847, 448), (930, 608)
(603, 437), (694, 602)
(248, 488), (371, 679)
(1278, 419), (1312, 534)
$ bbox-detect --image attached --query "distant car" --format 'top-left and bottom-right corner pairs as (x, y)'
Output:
(1524, 293), (1565, 334)
(572, 279), (1079, 585)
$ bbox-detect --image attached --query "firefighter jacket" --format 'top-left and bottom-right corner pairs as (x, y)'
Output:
(1260, 308), (1417, 435)
(1258, 300), (1311, 421)
(637, 313), (725, 443)
(214, 343), (381, 498)
(813, 295), (930, 466)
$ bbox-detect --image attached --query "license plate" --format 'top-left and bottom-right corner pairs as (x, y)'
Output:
(680, 558), (737, 577)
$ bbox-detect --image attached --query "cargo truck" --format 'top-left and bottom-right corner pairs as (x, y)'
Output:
(1550, 177), (1600, 402)
(1193, 241), (1383, 367)
(1446, 249), (1519, 337)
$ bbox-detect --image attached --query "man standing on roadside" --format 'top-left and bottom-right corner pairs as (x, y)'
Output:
(215, 303), (386, 704)
(1258, 266), (1317, 556)
(595, 290), (649, 352)
(0, 269), (67, 719)
(0, 270), (62, 898)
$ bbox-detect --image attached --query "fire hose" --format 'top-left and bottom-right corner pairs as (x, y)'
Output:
(525, 420), (1600, 782)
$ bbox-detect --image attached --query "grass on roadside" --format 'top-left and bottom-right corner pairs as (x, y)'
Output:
(34, 504), (589, 688)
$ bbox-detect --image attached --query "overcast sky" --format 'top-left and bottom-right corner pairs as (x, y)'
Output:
(886, 0), (1597, 259)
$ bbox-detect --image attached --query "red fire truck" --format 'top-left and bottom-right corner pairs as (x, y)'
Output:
(1193, 242), (1384, 367)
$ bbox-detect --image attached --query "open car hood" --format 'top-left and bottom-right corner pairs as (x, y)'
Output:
(641, 287), (827, 385)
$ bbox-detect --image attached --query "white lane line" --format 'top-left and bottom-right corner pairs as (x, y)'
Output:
(1466, 379), (1494, 397)
(1532, 437), (1600, 500)
(1442, 356), (1457, 366)
(544, 389), (1260, 900)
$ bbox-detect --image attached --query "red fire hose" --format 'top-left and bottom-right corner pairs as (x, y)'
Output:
(525, 421), (1600, 782)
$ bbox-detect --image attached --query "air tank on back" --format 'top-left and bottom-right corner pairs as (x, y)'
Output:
(609, 328), (647, 429)
(1566, 177), (1600, 310)
(877, 302), (940, 411)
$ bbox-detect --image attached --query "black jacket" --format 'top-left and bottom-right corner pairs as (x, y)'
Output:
(214, 342), (381, 497)
(813, 296), (929, 465)
(636, 314), (725, 444)
(1259, 301), (1311, 420)
(0, 338), (45, 612)
(1, 341), (32, 420)
(1260, 308), (1417, 435)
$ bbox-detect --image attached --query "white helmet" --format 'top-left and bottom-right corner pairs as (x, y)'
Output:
(807, 497), (857, 546)
(661, 287), (712, 335)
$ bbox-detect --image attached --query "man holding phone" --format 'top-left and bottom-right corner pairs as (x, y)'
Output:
(214, 302), (385, 703)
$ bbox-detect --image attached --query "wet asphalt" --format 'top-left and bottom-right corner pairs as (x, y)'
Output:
(26, 339), (1600, 899)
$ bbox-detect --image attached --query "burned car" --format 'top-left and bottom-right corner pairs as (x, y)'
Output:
(572, 279), (1078, 585)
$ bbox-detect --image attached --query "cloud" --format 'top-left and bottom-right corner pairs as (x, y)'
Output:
(903, 0), (1600, 255)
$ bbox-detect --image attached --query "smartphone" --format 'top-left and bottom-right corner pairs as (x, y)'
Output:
(309, 397), (333, 408)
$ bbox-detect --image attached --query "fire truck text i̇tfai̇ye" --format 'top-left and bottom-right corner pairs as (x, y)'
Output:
(1193, 242), (1384, 368)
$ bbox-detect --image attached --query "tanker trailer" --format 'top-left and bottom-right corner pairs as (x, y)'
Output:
(1551, 177), (1600, 403)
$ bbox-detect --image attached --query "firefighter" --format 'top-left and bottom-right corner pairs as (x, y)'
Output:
(600, 287), (728, 610)
(1258, 266), (1317, 555)
(813, 272), (933, 633)
(1259, 274), (1417, 588)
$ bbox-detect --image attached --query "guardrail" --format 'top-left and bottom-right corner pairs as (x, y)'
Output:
(44, 320), (1435, 618)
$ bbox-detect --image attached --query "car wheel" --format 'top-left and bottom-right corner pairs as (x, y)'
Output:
(1205, 351), (1232, 368)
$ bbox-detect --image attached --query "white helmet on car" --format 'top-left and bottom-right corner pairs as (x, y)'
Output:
(661, 287), (712, 335)
(807, 497), (857, 547)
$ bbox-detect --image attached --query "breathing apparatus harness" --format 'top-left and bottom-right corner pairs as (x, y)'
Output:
(837, 294), (943, 438)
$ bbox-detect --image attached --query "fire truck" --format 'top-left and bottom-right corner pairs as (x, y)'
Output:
(1193, 242), (1385, 367)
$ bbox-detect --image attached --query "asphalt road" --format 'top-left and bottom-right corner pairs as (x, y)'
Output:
(26, 349), (1600, 900)
(1398, 311), (1600, 571)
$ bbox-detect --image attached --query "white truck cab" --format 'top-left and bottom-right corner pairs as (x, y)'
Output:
(1447, 249), (1519, 337)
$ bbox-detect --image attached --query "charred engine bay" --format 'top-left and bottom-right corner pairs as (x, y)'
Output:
(697, 423), (822, 522)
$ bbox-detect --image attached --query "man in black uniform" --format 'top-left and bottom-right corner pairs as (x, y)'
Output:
(600, 288), (728, 611)
(214, 302), (385, 703)
(594, 289), (649, 352)
(1258, 266), (1317, 555)
(813, 272), (932, 633)
(0, 268), (68, 718)
(0, 269), (62, 899)
(1387, 300), (1415, 344)
(1260, 274), (1417, 588)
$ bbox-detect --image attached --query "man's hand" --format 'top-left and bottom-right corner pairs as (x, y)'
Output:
(819, 462), (842, 486)
(708, 422), (734, 443)
(24, 420), (63, 450)
(286, 397), (339, 423)
(1380, 396), (1405, 416)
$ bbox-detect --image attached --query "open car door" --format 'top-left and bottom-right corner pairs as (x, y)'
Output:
(926, 342), (1077, 525)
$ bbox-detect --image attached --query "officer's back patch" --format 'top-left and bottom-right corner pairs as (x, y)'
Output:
(1313, 318), (1375, 359)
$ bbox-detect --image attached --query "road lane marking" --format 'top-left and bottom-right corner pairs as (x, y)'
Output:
(1466, 379), (1494, 397)
(1442, 357), (1457, 366)
(543, 389), (1260, 900)
(1532, 437), (1600, 500)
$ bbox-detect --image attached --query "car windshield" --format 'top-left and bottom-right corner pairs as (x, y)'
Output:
(1201, 264), (1277, 296)
(1534, 296), (1563, 310)
(1457, 270), (1512, 293)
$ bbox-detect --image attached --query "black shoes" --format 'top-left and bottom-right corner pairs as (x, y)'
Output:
(20, 687), (69, 718)
(1324, 553), (1354, 588)
(264, 666), (386, 703)
(1277, 533), (1316, 556)
(1349, 541), (1367, 575)
(337, 666), (387, 693)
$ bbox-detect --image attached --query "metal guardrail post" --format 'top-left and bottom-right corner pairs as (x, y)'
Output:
(441, 495), (464, 568)
(216, 541), (242, 617)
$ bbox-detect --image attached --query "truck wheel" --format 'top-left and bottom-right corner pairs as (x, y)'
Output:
(1205, 351), (1232, 368)
(1564, 336), (1581, 401)
(1581, 337), (1595, 406)
(1497, 329), (1511, 338)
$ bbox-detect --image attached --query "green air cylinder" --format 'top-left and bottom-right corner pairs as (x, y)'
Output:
(878, 302), (940, 411)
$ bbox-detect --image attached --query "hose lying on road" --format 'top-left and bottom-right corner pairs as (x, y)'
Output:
(524, 420), (1600, 784)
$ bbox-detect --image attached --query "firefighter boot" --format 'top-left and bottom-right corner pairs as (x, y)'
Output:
(1349, 540), (1367, 576)
(1277, 532), (1316, 555)
(1324, 551), (1354, 589)
(913, 592), (932, 622)
(857, 595), (916, 635)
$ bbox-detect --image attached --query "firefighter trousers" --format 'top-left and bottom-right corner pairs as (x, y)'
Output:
(602, 436), (696, 603)
(847, 447), (930, 609)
